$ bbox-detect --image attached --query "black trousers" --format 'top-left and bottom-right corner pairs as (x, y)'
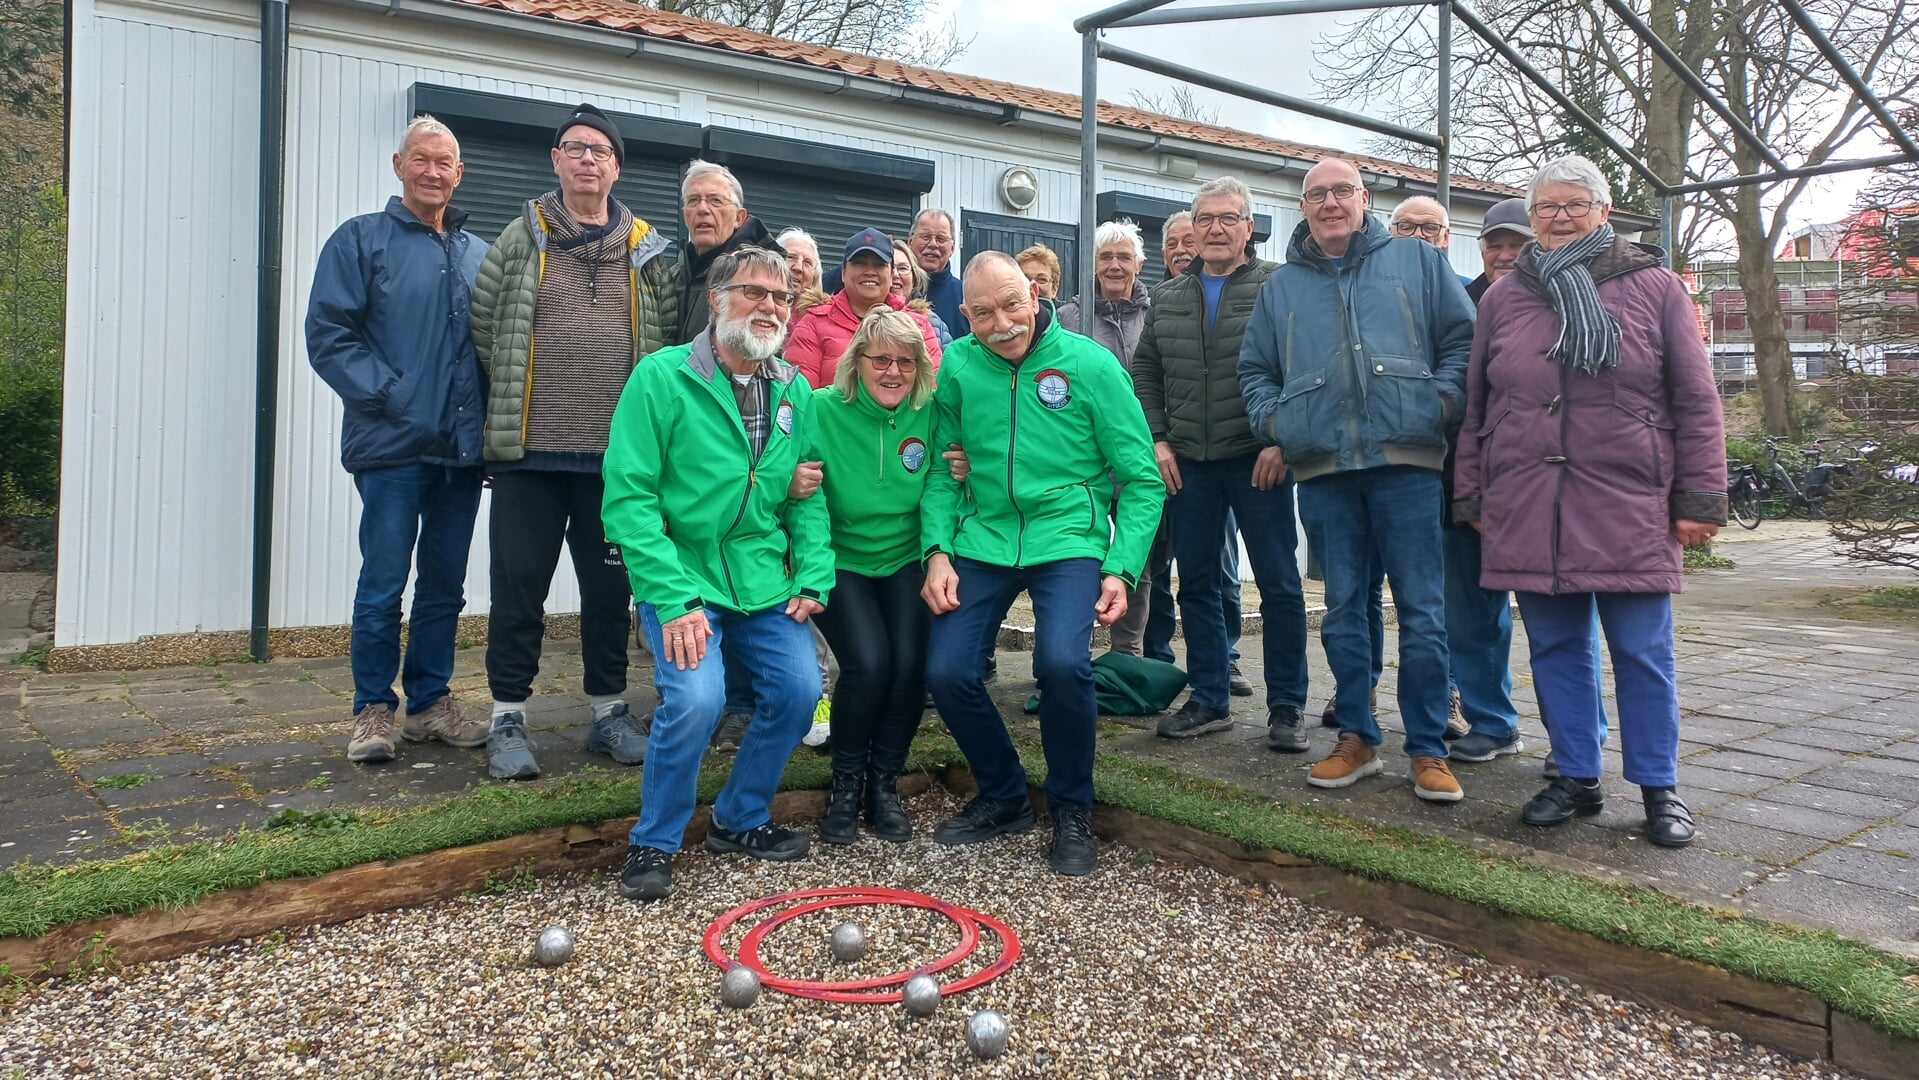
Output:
(812, 565), (928, 777)
(486, 470), (631, 702)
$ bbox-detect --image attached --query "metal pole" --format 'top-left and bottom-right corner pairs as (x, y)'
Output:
(1097, 41), (1443, 148)
(1435, 0), (1451, 210)
(1659, 194), (1675, 266)
(1775, 0), (1919, 159)
(1595, 0), (1788, 174)
(1074, 0), (1178, 33)
(1109, 0), (1434, 27)
(1079, 30), (1099, 311)
(252, 0), (289, 663)
(1660, 153), (1915, 196)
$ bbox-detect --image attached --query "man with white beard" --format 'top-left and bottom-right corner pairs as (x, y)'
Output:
(601, 247), (836, 902)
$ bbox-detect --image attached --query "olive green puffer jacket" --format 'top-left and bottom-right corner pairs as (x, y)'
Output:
(471, 199), (680, 463)
(1130, 257), (1278, 462)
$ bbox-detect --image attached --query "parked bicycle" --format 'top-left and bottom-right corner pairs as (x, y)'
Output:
(1726, 458), (1764, 529)
(1761, 435), (1855, 519)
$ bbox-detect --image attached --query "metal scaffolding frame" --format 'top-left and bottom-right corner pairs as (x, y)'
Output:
(1070, 0), (1919, 308)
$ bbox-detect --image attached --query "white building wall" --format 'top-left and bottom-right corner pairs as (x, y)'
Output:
(59, 0), (1490, 647)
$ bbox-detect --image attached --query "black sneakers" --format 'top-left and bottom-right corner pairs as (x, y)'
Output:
(1450, 731), (1524, 762)
(705, 821), (812, 861)
(619, 845), (672, 901)
(1228, 662), (1254, 698)
(1048, 806), (1097, 876)
(709, 711), (750, 753)
(1265, 704), (1309, 753)
(1156, 699), (1232, 739)
(933, 795), (1036, 846)
(1522, 775), (1605, 826)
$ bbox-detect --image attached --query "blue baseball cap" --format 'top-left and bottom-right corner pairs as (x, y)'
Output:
(844, 226), (894, 263)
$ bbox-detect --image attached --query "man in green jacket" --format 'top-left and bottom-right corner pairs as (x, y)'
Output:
(921, 251), (1164, 877)
(601, 247), (834, 902)
(469, 104), (679, 782)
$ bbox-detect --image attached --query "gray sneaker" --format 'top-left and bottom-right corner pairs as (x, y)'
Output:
(347, 703), (396, 764)
(401, 696), (488, 748)
(584, 702), (649, 765)
(710, 711), (750, 753)
(1320, 687), (1379, 729)
(486, 714), (540, 780)
(1451, 731), (1524, 762)
(1444, 687), (1471, 740)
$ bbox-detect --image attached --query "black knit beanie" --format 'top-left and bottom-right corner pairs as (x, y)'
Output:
(554, 103), (624, 165)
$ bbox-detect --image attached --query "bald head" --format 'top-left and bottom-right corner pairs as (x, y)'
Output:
(1300, 159), (1369, 258)
(963, 251), (1041, 362)
(1389, 195), (1451, 250)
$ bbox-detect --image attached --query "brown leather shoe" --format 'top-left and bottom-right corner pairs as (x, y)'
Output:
(1412, 755), (1464, 803)
(1307, 732), (1382, 788)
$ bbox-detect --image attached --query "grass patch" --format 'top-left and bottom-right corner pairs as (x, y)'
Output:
(1855, 585), (1919, 610)
(94, 773), (157, 790)
(11, 644), (48, 669)
(1682, 545), (1735, 570)
(1820, 585), (1919, 622)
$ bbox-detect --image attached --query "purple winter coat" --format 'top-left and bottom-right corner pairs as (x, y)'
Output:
(1452, 237), (1727, 594)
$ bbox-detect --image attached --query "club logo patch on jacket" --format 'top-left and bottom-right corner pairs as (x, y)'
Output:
(899, 437), (927, 474)
(1034, 368), (1071, 410)
(776, 401), (794, 436)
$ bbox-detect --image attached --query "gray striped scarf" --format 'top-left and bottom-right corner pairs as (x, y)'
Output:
(1531, 222), (1620, 377)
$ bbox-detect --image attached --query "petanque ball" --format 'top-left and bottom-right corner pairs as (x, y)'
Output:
(964, 1009), (1010, 1059)
(719, 965), (762, 1009)
(901, 973), (941, 1017)
(829, 921), (867, 963)
(532, 926), (575, 967)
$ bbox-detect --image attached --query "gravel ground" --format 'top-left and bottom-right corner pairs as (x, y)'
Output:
(0, 789), (1863, 1080)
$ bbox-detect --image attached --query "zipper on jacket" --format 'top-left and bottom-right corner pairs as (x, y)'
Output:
(1550, 359), (1570, 594)
(1007, 368), (1025, 567)
(1340, 273), (1364, 467)
(718, 468), (754, 609)
(521, 248), (547, 447)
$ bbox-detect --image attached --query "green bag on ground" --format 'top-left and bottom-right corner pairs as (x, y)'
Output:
(1023, 650), (1189, 717)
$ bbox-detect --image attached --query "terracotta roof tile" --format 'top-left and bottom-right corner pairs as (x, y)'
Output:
(454, 0), (1515, 195)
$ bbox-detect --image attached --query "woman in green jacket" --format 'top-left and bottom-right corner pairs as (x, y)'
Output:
(810, 310), (943, 844)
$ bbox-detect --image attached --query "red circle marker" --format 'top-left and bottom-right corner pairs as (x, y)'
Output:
(703, 887), (1021, 1003)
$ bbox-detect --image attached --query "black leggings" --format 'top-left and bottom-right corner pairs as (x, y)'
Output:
(812, 564), (929, 777)
(485, 469), (631, 702)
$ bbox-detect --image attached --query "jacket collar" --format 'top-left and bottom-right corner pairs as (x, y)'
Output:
(1092, 280), (1151, 313)
(1513, 234), (1667, 296)
(1285, 213), (1389, 273)
(681, 216), (777, 274)
(827, 287), (906, 328)
(687, 328), (799, 385)
(384, 195), (468, 234)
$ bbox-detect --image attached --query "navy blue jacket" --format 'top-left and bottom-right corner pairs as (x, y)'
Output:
(922, 262), (969, 338)
(1238, 215), (1474, 483)
(305, 197), (487, 473)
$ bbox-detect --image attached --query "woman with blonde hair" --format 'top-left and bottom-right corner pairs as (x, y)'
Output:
(808, 309), (943, 844)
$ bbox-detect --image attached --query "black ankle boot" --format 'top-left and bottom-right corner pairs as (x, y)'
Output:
(865, 772), (912, 842)
(820, 771), (862, 846)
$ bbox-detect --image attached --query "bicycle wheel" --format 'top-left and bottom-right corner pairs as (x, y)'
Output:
(1730, 480), (1762, 529)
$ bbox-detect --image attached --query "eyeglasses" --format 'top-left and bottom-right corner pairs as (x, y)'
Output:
(683, 194), (737, 210)
(1193, 212), (1246, 229)
(558, 140), (615, 162)
(717, 283), (797, 307)
(1303, 183), (1362, 205)
(909, 232), (953, 246)
(1531, 200), (1600, 220)
(1391, 221), (1446, 238)
(864, 353), (918, 372)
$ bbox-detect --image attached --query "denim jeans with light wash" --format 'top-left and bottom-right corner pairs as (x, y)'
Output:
(927, 557), (1102, 810)
(1166, 455), (1308, 712)
(629, 603), (818, 852)
(350, 464), (482, 714)
(1297, 467), (1451, 758)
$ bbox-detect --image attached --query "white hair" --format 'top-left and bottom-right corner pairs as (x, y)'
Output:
(1391, 196), (1449, 226)
(398, 114), (460, 160)
(1192, 176), (1253, 218)
(1161, 211), (1193, 241)
(682, 159), (744, 206)
(776, 227), (818, 256)
(1094, 218), (1145, 261)
(1527, 155), (1613, 209)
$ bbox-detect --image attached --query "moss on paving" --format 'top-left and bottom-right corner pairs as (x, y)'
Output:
(4, 730), (1919, 1043)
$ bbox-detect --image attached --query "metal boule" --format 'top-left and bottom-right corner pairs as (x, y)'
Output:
(901, 973), (941, 1017)
(531, 926), (574, 967)
(719, 965), (761, 1008)
(829, 921), (867, 963)
(964, 1009), (1010, 1059)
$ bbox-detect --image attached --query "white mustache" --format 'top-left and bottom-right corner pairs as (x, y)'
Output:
(986, 325), (1028, 345)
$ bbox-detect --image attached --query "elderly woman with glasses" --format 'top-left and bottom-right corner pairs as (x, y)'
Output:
(806, 310), (948, 843)
(788, 226), (942, 390)
(1453, 155), (1726, 848)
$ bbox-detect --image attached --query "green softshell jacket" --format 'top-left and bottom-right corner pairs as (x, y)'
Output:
(921, 318), (1164, 586)
(601, 334), (834, 616)
(471, 199), (681, 462)
(811, 383), (935, 579)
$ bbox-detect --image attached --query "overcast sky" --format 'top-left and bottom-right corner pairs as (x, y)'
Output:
(925, 0), (1871, 237)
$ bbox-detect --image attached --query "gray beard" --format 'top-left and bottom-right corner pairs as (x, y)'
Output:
(716, 311), (783, 363)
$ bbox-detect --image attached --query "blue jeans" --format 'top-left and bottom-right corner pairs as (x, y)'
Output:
(927, 557), (1101, 810)
(630, 603), (817, 851)
(1440, 526), (1518, 741)
(350, 465), (482, 713)
(1516, 591), (1677, 787)
(1145, 518), (1241, 665)
(1167, 455), (1307, 711)
(1363, 550), (1385, 688)
(1297, 467), (1451, 758)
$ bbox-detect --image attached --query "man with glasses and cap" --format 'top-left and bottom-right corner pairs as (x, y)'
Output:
(470, 103), (679, 781)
